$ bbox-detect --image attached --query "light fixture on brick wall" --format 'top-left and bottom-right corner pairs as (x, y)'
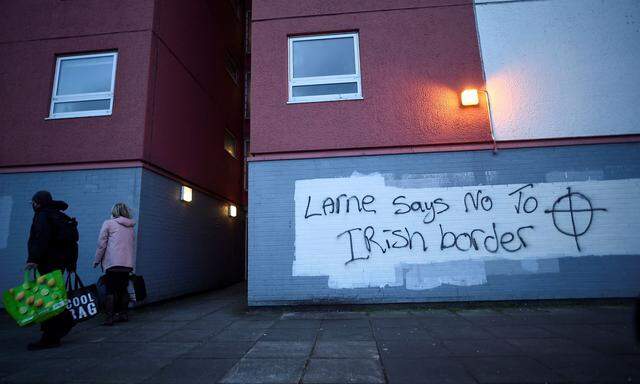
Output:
(460, 89), (480, 106)
(460, 88), (498, 154)
(228, 204), (237, 217)
(181, 186), (193, 202)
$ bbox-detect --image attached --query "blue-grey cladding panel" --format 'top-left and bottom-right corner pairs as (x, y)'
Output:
(247, 143), (640, 305)
(136, 169), (244, 303)
(0, 168), (142, 307)
(0, 167), (244, 308)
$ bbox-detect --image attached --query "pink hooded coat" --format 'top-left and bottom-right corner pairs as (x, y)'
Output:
(94, 217), (136, 270)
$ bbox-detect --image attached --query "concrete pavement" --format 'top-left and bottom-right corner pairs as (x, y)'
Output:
(1, 283), (639, 383)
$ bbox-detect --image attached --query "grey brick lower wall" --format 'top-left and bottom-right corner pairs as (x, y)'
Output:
(136, 169), (244, 303)
(0, 167), (244, 307)
(247, 142), (640, 306)
(0, 168), (142, 307)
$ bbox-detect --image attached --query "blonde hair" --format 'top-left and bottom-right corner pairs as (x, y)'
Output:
(111, 203), (132, 219)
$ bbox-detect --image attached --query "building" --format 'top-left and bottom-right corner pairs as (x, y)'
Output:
(0, 0), (247, 304)
(247, 0), (640, 305)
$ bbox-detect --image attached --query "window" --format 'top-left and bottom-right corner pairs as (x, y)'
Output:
(224, 130), (237, 158)
(49, 52), (117, 119)
(225, 51), (240, 86)
(288, 33), (362, 104)
(229, 0), (242, 21)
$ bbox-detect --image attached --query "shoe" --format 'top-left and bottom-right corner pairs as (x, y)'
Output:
(102, 295), (115, 326)
(27, 340), (61, 351)
(115, 312), (129, 323)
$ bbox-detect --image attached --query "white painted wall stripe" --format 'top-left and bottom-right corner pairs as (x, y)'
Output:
(294, 173), (640, 289)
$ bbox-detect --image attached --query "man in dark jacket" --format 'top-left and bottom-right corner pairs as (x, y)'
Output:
(25, 191), (75, 350)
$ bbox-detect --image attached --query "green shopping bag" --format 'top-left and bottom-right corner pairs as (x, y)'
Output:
(2, 269), (67, 327)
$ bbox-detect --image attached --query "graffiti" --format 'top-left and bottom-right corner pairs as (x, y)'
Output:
(304, 194), (376, 219)
(544, 187), (607, 251)
(508, 184), (539, 214)
(293, 175), (640, 290)
(392, 196), (450, 224)
(464, 190), (494, 212)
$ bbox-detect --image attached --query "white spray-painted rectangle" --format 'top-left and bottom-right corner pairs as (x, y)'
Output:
(293, 174), (640, 289)
(475, 0), (640, 140)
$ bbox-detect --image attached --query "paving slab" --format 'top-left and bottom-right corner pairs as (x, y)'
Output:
(226, 320), (276, 330)
(245, 341), (314, 358)
(219, 358), (306, 384)
(184, 341), (256, 358)
(383, 357), (476, 384)
(459, 356), (565, 383)
(318, 326), (374, 341)
(131, 342), (200, 359)
(159, 328), (219, 343)
(142, 357), (238, 384)
(321, 312), (369, 319)
(537, 354), (640, 383)
(426, 324), (494, 340)
(303, 358), (385, 384)
(378, 340), (450, 358)
(483, 324), (556, 338)
(107, 328), (170, 342)
(1, 358), (101, 383)
(506, 337), (600, 355)
(0, 284), (636, 384)
(320, 318), (371, 329)
(370, 317), (422, 328)
(181, 319), (234, 331)
(214, 327), (267, 342)
(443, 338), (523, 357)
(373, 327), (434, 341)
(270, 319), (322, 329)
(260, 327), (318, 342)
(84, 356), (173, 383)
(313, 341), (379, 359)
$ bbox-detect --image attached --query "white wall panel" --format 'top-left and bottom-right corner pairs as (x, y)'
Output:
(475, 0), (640, 140)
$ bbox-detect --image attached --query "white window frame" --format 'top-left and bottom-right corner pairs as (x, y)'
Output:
(288, 32), (362, 104)
(48, 51), (118, 119)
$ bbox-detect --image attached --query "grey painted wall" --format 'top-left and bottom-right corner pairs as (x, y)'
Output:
(0, 168), (142, 307)
(0, 167), (244, 308)
(136, 169), (244, 303)
(247, 142), (640, 305)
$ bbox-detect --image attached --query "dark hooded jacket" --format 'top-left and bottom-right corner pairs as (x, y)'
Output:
(27, 191), (72, 274)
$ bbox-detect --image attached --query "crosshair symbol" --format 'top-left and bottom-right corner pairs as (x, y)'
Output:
(544, 187), (607, 251)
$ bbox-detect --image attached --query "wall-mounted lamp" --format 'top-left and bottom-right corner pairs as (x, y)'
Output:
(228, 204), (238, 218)
(460, 89), (480, 107)
(180, 186), (193, 202)
(460, 88), (498, 154)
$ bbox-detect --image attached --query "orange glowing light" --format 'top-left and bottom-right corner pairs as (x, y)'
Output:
(461, 89), (480, 106)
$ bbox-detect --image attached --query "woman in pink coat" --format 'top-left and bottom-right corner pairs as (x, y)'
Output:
(93, 203), (136, 325)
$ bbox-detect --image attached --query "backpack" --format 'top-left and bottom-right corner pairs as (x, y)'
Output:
(51, 212), (79, 270)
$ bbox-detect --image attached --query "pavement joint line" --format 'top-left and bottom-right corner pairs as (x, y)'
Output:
(298, 318), (322, 384)
(369, 315), (390, 384)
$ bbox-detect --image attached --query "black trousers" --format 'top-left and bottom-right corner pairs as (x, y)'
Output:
(104, 268), (131, 313)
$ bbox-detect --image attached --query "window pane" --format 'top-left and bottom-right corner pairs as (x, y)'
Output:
(224, 131), (237, 157)
(53, 99), (110, 114)
(57, 55), (115, 95)
(293, 37), (356, 78)
(292, 82), (358, 97)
